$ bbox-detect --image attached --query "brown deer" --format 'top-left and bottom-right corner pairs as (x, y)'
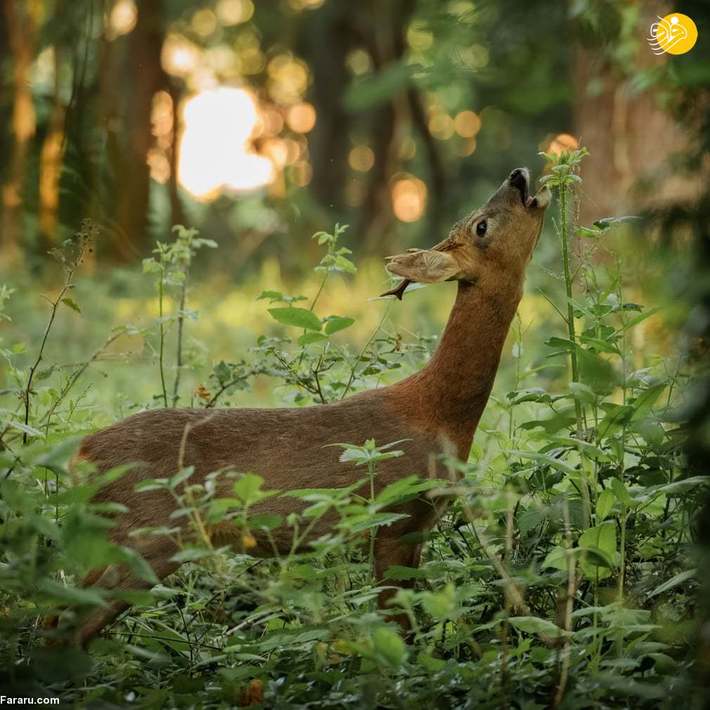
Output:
(64, 168), (550, 645)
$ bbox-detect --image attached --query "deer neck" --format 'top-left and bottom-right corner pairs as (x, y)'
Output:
(400, 274), (523, 449)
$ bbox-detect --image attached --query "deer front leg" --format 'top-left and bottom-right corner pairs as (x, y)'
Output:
(374, 534), (423, 631)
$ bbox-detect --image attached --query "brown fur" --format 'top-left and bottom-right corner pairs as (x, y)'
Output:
(65, 169), (549, 645)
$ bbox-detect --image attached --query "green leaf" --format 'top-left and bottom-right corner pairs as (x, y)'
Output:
(8, 420), (43, 438)
(171, 547), (213, 563)
(233, 473), (273, 505)
(36, 365), (55, 381)
(596, 488), (616, 521)
(620, 306), (661, 331)
(654, 476), (710, 497)
(257, 289), (284, 302)
(592, 215), (642, 230)
(569, 382), (596, 404)
(324, 316), (355, 335)
(629, 384), (665, 421)
(542, 545), (569, 571)
(421, 585), (457, 620)
(610, 478), (634, 508)
(576, 225), (604, 238)
(333, 255), (357, 274)
(508, 616), (567, 638)
(580, 522), (616, 560)
(578, 348), (618, 394)
(268, 307), (322, 331)
(248, 513), (283, 530)
(648, 569), (696, 598)
(169, 466), (195, 489)
(383, 565), (429, 581)
(375, 475), (439, 506)
(298, 331), (328, 346)
(142, 258), (162, 274)
(38, 579), (107, 607)
(372, 627), (407, 667)
(509, 450), (577, 476)
(579, 522), (617, 578)
(345, 511), (410, 534)
(61, 296), (81, 313)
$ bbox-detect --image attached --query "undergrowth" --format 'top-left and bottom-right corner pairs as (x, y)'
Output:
(0, 150), (704, 708)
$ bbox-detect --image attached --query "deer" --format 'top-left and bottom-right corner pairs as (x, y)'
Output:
(58, 167), (550, 646)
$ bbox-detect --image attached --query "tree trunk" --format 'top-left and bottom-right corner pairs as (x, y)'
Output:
(299, 2), (355, 213)
(38, 46), (67, 251)
(1, 0), (37, 264)
(111, 0), (167, 260)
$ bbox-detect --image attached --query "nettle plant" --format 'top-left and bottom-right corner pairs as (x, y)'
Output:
(421, 148), (699, 704)
(142, 225), (217, 408)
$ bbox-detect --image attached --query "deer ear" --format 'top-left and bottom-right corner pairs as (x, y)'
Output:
(385, 249), (462, 283)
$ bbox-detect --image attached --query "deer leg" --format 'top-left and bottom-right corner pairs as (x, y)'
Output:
(374, 534), (423, 631)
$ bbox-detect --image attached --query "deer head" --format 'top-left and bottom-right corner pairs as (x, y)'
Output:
(382, 168), (551, 298)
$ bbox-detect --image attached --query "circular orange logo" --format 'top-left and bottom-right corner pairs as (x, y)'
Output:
(647, 13), (698, 55)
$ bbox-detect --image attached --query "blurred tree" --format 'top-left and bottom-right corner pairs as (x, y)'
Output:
(572, 0), (703, 223)
(109, 0), (168, 260)
(0, 0), (707, 270)
(297, 1), (356, 214)
(1, 1), (39, 264)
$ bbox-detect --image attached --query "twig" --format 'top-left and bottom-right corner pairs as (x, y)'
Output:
(42, 331), (122, 435)
(22, 282), (72, 443)
(340, 303), (391, 400)
(553, 499), (576, 708)
(158, 274), (168, 407)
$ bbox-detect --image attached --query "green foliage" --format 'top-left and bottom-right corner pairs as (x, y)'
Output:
(0, 167), (703, 706)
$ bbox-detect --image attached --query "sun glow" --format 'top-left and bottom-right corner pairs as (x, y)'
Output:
(178, 87), (274, 200)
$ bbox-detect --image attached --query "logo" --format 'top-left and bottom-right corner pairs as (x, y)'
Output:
(647, 13), (698, 55)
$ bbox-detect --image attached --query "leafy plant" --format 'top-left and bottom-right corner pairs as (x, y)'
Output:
(142, 225), (217, 407)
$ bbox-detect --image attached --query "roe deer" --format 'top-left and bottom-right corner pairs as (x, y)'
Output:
(64, 168), (550, 645)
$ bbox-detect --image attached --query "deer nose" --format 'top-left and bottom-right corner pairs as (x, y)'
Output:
(508, 168), (529, 188)
(508, 168), (530, 205)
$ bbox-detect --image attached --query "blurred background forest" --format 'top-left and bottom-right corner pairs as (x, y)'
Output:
(0, 0), (707, 270)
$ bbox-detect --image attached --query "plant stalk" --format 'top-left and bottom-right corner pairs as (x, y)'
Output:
(172, 275), (187, 407)
(158, 273), (168, 407)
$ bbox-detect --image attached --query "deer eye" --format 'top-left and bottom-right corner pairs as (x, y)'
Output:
(475, 219), (487, 237)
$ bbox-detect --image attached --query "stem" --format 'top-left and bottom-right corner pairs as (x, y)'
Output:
(508, 315), (522, 441)
(368, 460), (376, 586)
(158, 273), (168, 408)
(618, 509), (627, 603)
(172, 274), (187, 407)
(296, 271), (330, 370)
(559, 182), (582, 433)
(340, 303), (391, 400)
(309, 271), (329, 312)
(617, 271), (628, 609)
(42, 331), (122, 435)
(559, 178), (591, 527)
(22, 281), (72, 444)
(553, 499), (576, 708)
